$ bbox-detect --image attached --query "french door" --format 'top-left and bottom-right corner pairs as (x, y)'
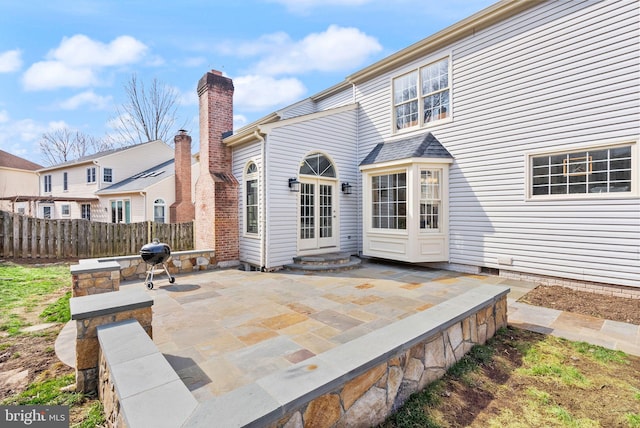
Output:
(298, 178), (338, 251)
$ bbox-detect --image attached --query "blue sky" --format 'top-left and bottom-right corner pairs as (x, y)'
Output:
(0, 0), (495, 165)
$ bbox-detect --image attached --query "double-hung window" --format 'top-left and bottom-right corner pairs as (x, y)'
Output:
(81, 204), (91, 220)
(531, 145), (633, 197)
(103, 168), (113, 183)
(43, 175), (52, 193)
(87, 167), (96, 183)
(393, 57), (450, 131)
(245, 163), (259, 234)
(63, 172), (68, 191)
(420, 170), (441, 230)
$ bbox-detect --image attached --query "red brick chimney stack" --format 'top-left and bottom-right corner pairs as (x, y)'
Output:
(194, 70), (239, 263)
(170, 130), (195, 223)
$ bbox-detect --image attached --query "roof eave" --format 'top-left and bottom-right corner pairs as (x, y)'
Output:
(347, 0), (544, 84)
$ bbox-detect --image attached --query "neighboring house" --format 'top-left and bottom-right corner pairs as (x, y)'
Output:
(195, 0), (639, 289)
(16, 139), (197, 224)
(0, 149), (43, 215)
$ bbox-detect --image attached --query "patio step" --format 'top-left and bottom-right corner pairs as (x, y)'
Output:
(285, 252), (362, 272)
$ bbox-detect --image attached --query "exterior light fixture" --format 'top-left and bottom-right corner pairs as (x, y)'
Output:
(288, 178), (300, 192)
(341, 182), (352, 194)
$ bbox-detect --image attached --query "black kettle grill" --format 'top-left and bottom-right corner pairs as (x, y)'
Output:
(140, 239), (175, 289)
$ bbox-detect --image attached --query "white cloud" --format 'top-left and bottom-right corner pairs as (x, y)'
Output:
(48, 34), (147, 67)
(233, 75), (306, 111)
(59, 91), (113, 110)
(23, 61), (97, 91)
(224, 26), (381, 76)
(22, 34), (148, 91)
(0, 50), (22, 73)
(0, 110), (9, 123)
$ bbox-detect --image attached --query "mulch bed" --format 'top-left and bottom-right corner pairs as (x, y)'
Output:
(520, 285), (639, 325)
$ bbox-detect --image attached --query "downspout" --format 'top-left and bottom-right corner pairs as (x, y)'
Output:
(353, 82), (362, 256)
(254, 130), (267, 271)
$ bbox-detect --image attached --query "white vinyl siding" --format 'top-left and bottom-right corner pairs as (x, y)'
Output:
(264, 108), (358, 268)
(233, 142), (263, 266)
(315, 88), (353, 112)
(353, 0), (639, 287)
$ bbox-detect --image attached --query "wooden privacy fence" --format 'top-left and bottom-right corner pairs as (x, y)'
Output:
(0, 210), (194, 260)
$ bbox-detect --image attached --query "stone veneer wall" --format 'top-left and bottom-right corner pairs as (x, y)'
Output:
(71, 260), (121, 297)
(70, 289), (153, 393)
(87, 250), (217, 281)
(267, 296), (507, 428)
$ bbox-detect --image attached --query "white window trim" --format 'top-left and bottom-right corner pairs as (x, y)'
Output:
(61, 204), (70, 217)
(87, 167), (96, 184)
(525, 140), (638, 201)
(390, 53), (453, 134)
(243, 161), (260, 238)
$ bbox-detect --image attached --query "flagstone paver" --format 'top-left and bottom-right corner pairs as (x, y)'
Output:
(57, 261), (639, 404)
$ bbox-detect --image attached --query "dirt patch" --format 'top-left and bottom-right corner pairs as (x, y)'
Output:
(520, 285), (639, 325)
(392, 327), (640, 428)
(0, 327), (72, 400)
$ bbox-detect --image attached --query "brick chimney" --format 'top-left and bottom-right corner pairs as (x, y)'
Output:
(194, 70), (239, 264)
(169, 130), (195, 223)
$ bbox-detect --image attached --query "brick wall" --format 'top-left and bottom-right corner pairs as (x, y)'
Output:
(194, 70), (239, 262)
(170, 131), (195, 223)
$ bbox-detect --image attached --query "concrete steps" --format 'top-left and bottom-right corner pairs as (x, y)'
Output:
(285, 252), (362, 272)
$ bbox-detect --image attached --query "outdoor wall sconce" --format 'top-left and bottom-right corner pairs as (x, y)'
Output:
(288, 178), (300, 192)
(341, 182), (352, 194)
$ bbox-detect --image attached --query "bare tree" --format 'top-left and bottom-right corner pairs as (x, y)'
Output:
(39, 128), (114, 166)
(110, 74), (182, 145)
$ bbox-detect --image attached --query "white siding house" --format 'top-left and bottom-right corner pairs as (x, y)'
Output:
(200, 0), (639, 289)
(27, 140), (197, 224)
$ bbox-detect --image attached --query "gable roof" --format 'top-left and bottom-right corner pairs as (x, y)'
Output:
(38, 140), (166, 171)
(96, 159), (174, 195)
(360, 133), (453, 166)
(0, 149), (43, 170)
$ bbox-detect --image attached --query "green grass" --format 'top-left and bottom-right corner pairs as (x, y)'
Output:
(571, 341), (628, 364)
(0, 374), (81, 406)
(40, 291), (72, 323)
(74, 402), (106, 428)
(0, 262), (71, 334)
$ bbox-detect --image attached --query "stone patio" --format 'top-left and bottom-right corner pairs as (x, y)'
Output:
(115, 261), (535, 402)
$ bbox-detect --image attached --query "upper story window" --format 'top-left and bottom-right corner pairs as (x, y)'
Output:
(63, 172), (68, 191)
(393, 57), (450, 131)
(87, 167), (96, 183)
(43, 175), (52, 193)
(372, 172), (407, 229)
(420, 169), (441, 231)
(245, 162), (259, 234)
(531, 145), (633, 197)
(103, 168), (113, 183)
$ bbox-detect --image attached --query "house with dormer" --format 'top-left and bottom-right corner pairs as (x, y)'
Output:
(194, 0), (638, 289)
(13, 139), (198, 224)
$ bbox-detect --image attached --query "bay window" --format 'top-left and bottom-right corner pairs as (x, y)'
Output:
(420, 170), (441, 230)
